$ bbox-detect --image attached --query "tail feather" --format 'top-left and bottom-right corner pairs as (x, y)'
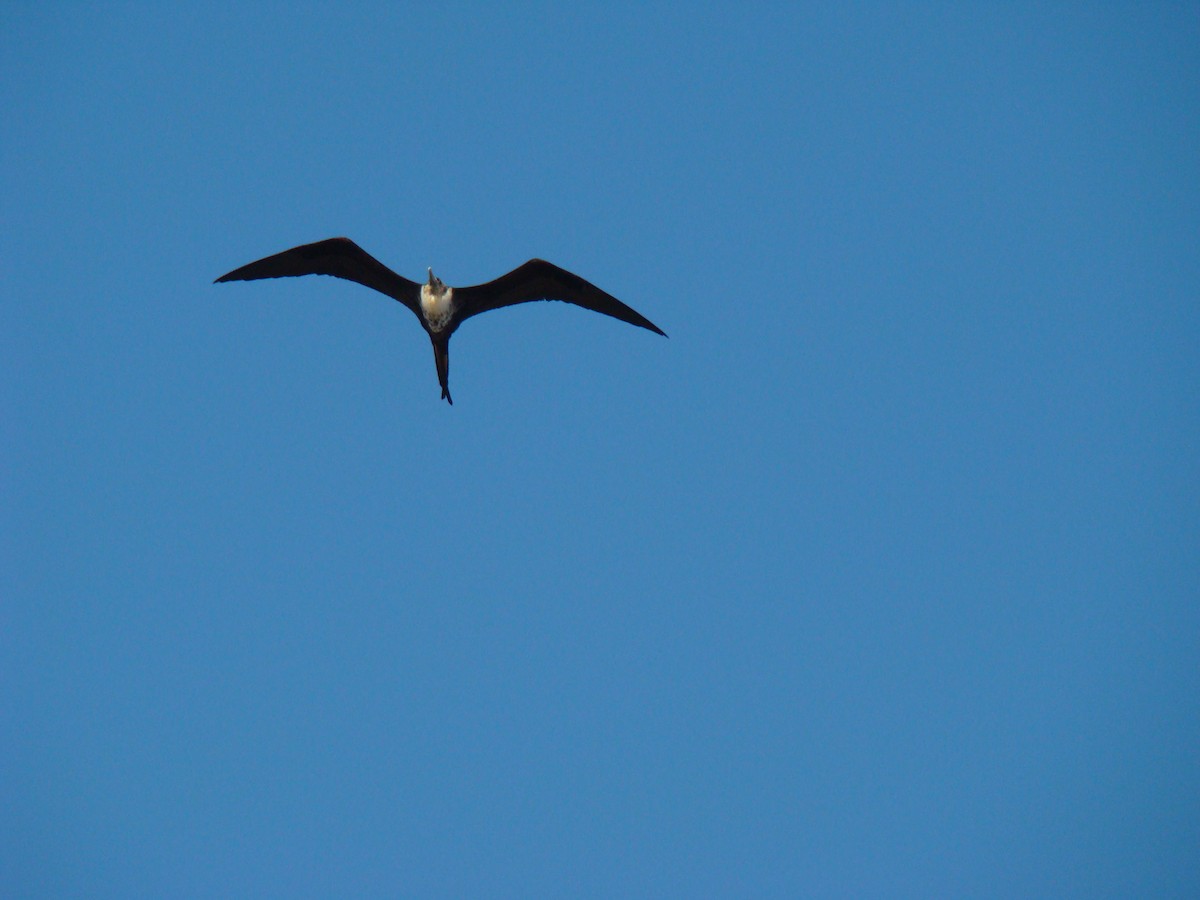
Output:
(433, 340), (453, 405)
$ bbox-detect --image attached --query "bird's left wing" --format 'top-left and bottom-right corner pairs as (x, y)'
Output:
(215, 237), (422, 318)
(453, 259), (667, 336)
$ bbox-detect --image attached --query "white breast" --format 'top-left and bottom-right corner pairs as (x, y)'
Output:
(420, 284), (455, 332)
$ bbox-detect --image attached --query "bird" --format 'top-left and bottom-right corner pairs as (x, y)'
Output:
(214, 237), (666, 404)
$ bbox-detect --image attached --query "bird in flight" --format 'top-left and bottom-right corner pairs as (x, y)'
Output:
(214, 237), (666, 404)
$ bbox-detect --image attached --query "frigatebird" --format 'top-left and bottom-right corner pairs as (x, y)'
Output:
(214, 237), (666, 404)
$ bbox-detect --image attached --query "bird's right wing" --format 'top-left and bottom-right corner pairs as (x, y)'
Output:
(215, 237), (422, 317)
(453, 259), (667, 336)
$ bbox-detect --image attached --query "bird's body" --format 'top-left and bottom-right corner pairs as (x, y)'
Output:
(420, 276), (456, 333)
(214, 237), (665, 404)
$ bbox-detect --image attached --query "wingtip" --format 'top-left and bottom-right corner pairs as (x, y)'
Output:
(640, 319), (668, 338)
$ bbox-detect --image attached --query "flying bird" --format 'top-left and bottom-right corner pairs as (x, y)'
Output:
(214, 237), (666, 404)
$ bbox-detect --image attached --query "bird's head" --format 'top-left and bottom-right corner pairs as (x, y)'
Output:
(427, 268), (445, 291)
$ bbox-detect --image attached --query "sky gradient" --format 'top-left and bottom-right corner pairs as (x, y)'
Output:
(3, 3), (1198, 896)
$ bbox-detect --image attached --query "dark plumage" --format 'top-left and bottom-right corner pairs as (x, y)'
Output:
(215, 237), (666, 404)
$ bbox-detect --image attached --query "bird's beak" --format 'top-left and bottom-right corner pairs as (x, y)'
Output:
(427, 267), (435, 286)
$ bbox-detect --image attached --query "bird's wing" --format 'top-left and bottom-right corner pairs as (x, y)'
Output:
(214, 237), (421, 317)
(452, 259), (667, 336)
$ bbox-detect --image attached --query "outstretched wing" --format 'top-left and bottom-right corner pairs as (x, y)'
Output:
(215, 237), (421, 317)
(453, 259), (667, 336)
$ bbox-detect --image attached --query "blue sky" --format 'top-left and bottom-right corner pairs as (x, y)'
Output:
(3, 3), (1197, 896)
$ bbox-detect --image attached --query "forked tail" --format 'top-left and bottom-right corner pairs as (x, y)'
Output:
(432, 339), (453, 405)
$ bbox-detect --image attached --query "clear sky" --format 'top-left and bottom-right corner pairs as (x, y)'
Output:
(3, 3), (1197, 896)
